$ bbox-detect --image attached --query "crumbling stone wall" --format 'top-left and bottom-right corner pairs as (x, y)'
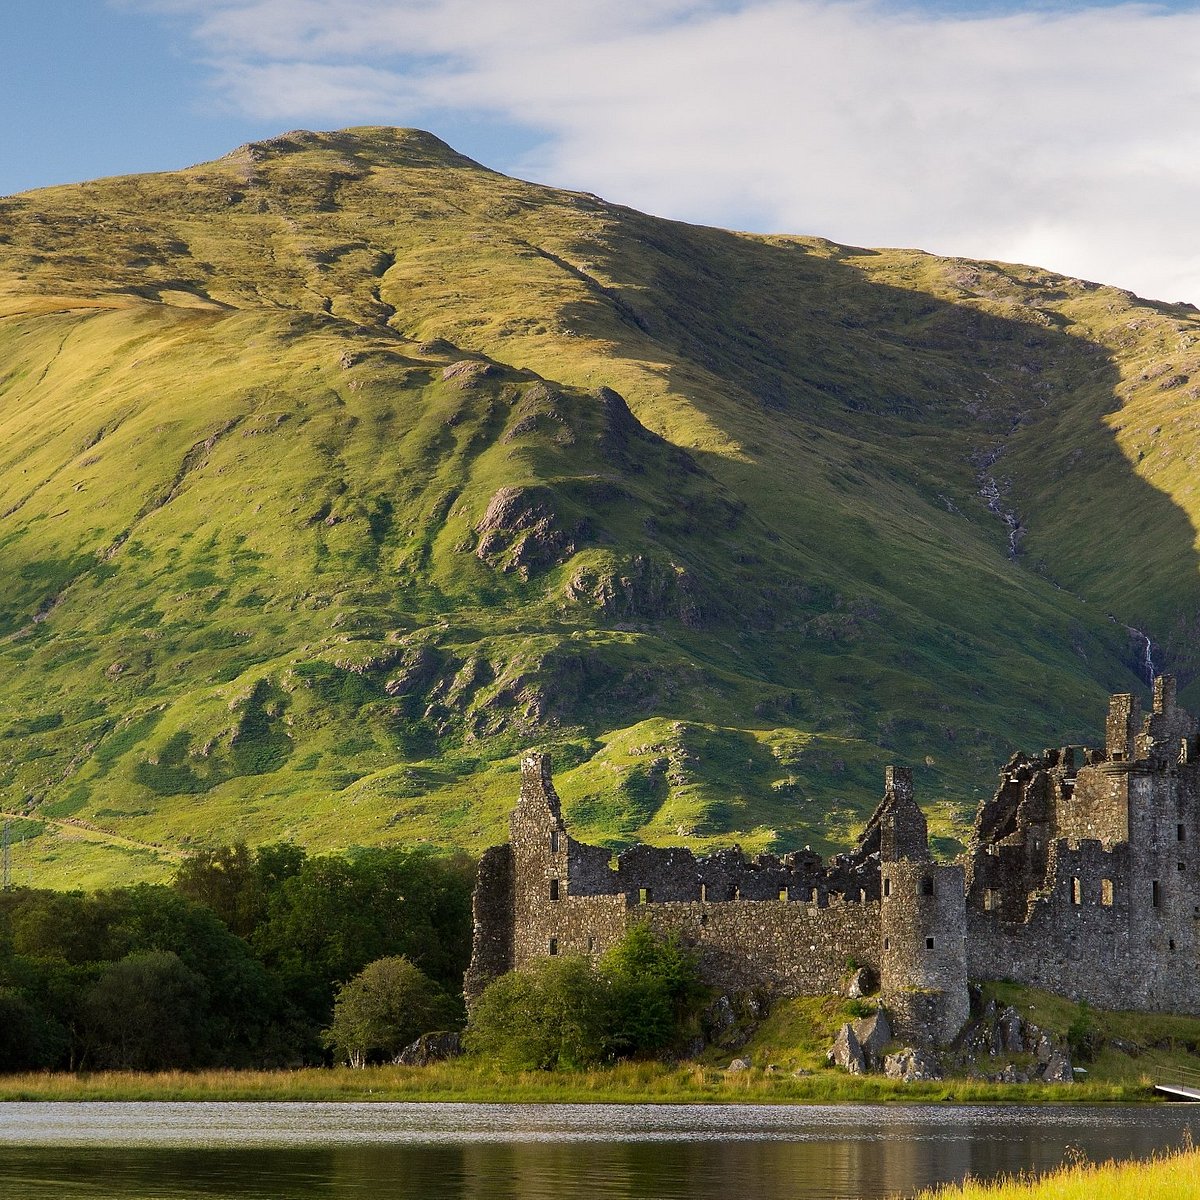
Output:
(966, 675), (1200, 1014)
(468, 676), (1200, 1031)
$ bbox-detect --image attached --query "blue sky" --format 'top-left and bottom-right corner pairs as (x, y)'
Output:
(3, 1), (1200, 303)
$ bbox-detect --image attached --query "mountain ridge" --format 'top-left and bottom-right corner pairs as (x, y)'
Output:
(1, 127), (1198, 886)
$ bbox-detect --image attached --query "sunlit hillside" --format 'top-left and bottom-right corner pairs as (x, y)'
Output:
(1, 128), (1198, 885)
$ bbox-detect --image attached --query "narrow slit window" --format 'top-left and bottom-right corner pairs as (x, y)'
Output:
(925, 937), (935, 950)
(587, 936), (595, 953)
(1170, 939), (1177, 951)
(883, 877), (891, 898)
(921, 876), (935, 897)
(984, 887), (998, 912)
(549, 878), (560, 902)
(550, 829), (560, 854)
(1071, 877), (1082, 906)
(1179, 823), (1187, 843)
(1180, 862), (1187, 872)
(548, 938), (558, 955)
(779, 888), (789, 902)
(639, 887), (651, 905)
(884, 937), (890, 951)
(1153, 880), (1162, 908)
(1102, 879), (1114, 906)
(700, 882), (708, 903)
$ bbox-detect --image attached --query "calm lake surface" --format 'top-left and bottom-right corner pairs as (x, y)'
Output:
(0, 1101), (1196, 1200)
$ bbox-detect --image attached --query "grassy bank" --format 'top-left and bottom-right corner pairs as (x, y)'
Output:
(915, 1145), (1200, 1199)
(0, 1061), (1156, 1104)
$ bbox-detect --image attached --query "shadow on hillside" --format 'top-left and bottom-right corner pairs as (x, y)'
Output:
(551, 212), (1200, 717)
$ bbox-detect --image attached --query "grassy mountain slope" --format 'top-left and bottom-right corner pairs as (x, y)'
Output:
(1, 128), (1198, 886)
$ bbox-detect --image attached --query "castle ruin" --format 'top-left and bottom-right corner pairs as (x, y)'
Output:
(466, 676), (1200, 1043)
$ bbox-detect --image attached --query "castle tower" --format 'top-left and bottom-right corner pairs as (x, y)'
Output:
(877, 766), (969, 1046)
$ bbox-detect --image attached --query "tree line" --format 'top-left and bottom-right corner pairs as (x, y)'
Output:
(0, 843), (474, 1071)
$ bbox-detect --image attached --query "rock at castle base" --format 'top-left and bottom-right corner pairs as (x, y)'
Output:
(852, 1009), (893, 1070)
(393, 1031), (462, 1066)
(827, 1024), (867, 1075)
(726, 1057), (752, 1072)
(846, 967), (876, 999)
(1038, 1050), (1074, 1083)
(883, 1046), (942, 1082)
(998, 1006), (1026, 1054)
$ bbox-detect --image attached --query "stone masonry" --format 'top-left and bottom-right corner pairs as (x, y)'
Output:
(465, 676), (1200, 1039)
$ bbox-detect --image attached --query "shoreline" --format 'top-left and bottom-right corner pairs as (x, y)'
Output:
(0, 1063), (1164, 1105)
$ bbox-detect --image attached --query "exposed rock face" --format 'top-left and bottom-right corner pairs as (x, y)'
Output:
(827, 1023), (867, 1074)
(563, 553), (705, 627)
(393, 1031), (462, 1066)
(475, 485), (590, 578)
(884, 1046), (942, 1082)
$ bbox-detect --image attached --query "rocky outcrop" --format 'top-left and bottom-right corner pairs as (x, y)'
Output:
(827, 1023), (867, 1074)
(884, 1046), (942, 1082)
(474, 486), (590, 579)
(393, 1031), (462, 1066)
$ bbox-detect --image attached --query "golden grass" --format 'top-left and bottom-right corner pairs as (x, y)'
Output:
(913, 1145), (1200, 1200)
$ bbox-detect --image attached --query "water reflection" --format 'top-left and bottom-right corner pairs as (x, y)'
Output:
(0, 1103), (1193, 1200)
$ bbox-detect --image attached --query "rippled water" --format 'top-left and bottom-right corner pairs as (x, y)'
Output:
(0, 1102), (1194, 1199)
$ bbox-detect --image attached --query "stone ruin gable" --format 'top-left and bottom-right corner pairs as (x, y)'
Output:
(463, 842), (514, 1003)
(964, 675), (1200, 1014)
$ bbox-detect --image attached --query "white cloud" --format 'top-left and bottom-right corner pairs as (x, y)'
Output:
(130, 0), (1200, 303)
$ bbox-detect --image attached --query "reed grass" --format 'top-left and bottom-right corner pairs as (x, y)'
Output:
(913, 1144), (1200, 1199)
(0, 1062), (1152, 1104)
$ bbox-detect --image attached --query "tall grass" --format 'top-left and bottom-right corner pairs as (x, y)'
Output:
(913, 1144), (1200, 1199)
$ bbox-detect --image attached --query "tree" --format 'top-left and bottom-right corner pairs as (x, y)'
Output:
(465, 956), (611, 1070)
(322, 955), (453, 1067)
(82, 950), (208, 1070)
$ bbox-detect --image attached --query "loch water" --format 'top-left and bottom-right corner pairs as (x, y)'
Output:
(0, 1101), (1195, 1200)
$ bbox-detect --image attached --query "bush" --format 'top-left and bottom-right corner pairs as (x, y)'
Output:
(467, 925), (707, 1069)
(322, 956), (453, 1067)
(465, 956), (611, 1070)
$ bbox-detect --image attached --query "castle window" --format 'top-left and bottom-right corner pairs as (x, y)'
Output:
(700, 883), (708, 902)
(731, 885), (740, 900)
(1179, 824), (1187, 843)
(1170, 939), (1176, 951)
(921, 876), (935, 897)
(859, 888), (867, 903)
(1180, 862), (1187, 873)
(779, 888), (789, 902)
(1071, 877), (1081, 906)
(884, 937), (890, 951)
(1102, 879), (1114, 906)
(587, 936), (595, 953)
(1153, 880), (1161, 908)
(984, 888), (998, 912)
(549, 938), (558, 955)
(550, 830), (560, 854)
(883, 877), (891, 898)
(699, 913), (708, 926)
(549, 878), (560, 902)
(925, 937), (935, 950)
(639, 887), (652, 905)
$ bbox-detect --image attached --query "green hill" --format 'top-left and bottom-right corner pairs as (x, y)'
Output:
(1, 127), (1198, 886)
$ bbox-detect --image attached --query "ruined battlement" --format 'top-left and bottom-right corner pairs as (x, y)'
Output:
(467, 676), (1200, 1033)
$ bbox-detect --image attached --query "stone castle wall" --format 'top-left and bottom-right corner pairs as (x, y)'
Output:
(467, 675), (1200, 1027)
